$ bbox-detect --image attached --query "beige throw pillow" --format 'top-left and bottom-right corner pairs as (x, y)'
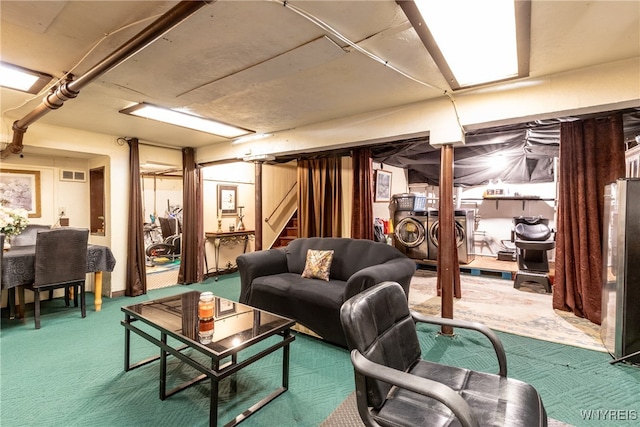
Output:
(301, 249), (334, 281)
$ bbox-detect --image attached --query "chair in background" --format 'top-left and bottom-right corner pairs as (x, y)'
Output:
(340, 281), (548, 427)
(158, 217), (181, 257)
(145, 217), (181, 265)
(0, 233), (12, 316)
(158, 216), (179, 239)
(11, 224), (55, 302)
(10, 224), (52, 247)
(512, 216), (555, 293)
(1, 233), (4, 277)
(21, 228), (89, 329)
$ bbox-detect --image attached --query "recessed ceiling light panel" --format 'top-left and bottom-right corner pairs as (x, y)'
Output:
(120, 103), (252, 138)
(0, 62), (53, 94)
(399, 0), (530, 89)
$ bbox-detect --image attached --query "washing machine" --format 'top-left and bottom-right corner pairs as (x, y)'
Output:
(427, 209), (475, 264)
(391, 194), (429, 260)
(393, 212), (430, 260)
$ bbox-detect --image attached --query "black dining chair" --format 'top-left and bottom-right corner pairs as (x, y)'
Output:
(340, 281), (548, 427)
(22, 228), (89, 329)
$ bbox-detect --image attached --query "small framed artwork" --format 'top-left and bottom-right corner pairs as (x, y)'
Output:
(216, 298), (236, 317)
(0, 168), (42, 217)
(217, 184), (237, 215)
(374, 169), (392, 202)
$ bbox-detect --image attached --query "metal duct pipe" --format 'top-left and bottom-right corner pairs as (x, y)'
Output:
(2, 0), (213, 159)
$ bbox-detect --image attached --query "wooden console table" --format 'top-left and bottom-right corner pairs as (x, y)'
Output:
(204, 230), (255, 280)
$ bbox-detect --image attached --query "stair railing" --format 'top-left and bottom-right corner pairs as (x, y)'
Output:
(265, 181), (297, 223)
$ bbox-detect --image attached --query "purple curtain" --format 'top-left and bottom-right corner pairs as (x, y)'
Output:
(553, 114), (625, 324)
(126, 138), (147, 296)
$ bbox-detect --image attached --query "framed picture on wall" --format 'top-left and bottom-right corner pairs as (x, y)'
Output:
(217, 184), (237, 215)
(374, 169), (392, 202)
(0, 168), (42, 217)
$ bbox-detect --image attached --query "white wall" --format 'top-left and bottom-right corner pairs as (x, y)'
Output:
(372, 162), (408, 221)
(201, 162), (256, 273)
(141, 175), (183, 224)
(1, 156), (90, 228)
(459, 182), (557, 257)
(0, 122), (187, 297)
(139, 145), (183, 223)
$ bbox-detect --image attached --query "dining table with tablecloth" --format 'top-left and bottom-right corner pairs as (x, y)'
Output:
(1, 244), (116, 317)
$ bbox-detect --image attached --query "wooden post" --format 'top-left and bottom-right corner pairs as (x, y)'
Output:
(438, 144), (456, 335)
(255, 162), (263, 251)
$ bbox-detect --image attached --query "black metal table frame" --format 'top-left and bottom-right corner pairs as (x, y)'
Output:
(121, 309), (294, 427)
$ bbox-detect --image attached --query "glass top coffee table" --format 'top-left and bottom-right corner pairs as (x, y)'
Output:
(121, 290), (295, 426)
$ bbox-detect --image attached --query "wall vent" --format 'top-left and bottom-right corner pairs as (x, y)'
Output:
(60, 170), (87, 182)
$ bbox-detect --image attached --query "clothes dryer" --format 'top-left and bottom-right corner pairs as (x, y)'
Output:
(456, 209), (475, 264)
(426, 209), (475, 264)
(393, 211), (429, 260)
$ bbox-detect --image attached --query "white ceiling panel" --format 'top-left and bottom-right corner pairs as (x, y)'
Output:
(1, 0), (638, 154)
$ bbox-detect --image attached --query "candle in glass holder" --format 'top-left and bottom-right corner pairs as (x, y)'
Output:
(198, 292), (214, 318)
(198, 292), (215, 343)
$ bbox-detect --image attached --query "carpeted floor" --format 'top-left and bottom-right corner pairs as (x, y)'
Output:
(2, 273), (639, 427)
(321, 392), (573, 427)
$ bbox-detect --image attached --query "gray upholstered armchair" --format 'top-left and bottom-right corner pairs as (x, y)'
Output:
(340, 281), (548, 427)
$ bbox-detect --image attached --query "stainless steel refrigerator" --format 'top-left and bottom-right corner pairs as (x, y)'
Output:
(601, 178), (640, 364)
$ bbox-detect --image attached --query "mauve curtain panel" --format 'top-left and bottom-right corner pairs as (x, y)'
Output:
(178, 147), (204, 284)
(351, 148), (375, 240)
(553, 114), (625, 324)
(126, 138), (147, 296)
(297, 157), (343, 238)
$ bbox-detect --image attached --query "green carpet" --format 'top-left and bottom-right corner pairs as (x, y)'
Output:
(2, 274), (640, 426)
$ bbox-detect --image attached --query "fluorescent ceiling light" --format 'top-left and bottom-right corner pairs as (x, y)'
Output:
(0, 62), (53, 94)
(120, 103), (251, 138)
(232, 133), (273, 145)
(400, 0), (530, 89)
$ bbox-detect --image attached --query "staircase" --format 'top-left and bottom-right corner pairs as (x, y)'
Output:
(272, 211), (298, 248)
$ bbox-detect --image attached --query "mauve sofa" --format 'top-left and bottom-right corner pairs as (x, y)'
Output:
(237, 237), (416, 348)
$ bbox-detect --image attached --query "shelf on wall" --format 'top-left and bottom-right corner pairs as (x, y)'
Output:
(482, 196), (555, 210)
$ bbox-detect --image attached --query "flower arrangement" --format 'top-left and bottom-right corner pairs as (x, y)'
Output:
(0, 206), (29, 238)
